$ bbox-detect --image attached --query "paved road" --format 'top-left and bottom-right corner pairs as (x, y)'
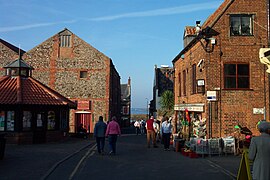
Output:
(46, 134), (240, 180)
(0, 132), (241, 180)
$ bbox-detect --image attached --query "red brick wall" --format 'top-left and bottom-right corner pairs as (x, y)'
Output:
(174, 0), (268, 137)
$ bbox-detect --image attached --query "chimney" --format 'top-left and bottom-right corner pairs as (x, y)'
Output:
(128, 77), (131, 86)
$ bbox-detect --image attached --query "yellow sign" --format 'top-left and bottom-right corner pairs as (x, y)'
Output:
(237, 149), (252, 180)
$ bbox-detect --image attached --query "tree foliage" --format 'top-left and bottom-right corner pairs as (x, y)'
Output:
(159, 90), (174, 116)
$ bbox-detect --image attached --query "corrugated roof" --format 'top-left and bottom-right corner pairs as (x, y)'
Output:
(0, 76), (76, 108)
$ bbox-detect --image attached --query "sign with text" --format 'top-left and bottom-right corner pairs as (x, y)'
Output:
(77, 100), (91, 110)
(207, 91), (217, 101)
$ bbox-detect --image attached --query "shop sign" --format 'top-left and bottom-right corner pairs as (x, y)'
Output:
(174, 104), (204, 112)
(77, 100), (91, 110)
(253, 108), (264, 114)
(207, 91), (217, 101)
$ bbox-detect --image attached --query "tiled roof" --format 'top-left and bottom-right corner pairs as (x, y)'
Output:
(203, 0), (234, 28)
(0, 76), (76, 108)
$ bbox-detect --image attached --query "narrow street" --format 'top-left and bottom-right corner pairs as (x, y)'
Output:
(45, 134), (240, 180)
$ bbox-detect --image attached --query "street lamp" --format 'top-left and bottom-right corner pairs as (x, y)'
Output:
(145, 98), (149, 120)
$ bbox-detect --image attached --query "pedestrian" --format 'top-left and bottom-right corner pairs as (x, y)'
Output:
(105, 116), (121, 155)
(248, 120), (270, 180)
(145, 116), (158, 148)
(134, 120), (141, 135)
(153, 119), (160, 143)
(94, 116), (107, 155)
(140, 119), (145, 134)
(161, 116), (172, 151)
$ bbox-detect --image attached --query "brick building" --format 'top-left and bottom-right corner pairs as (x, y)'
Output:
(120, 77), (131, 127)
(173, 0), (269, 138)
(1, 28), (121, 134)
(150, 65), (174, 119)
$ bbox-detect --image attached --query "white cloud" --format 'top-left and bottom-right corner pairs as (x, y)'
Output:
(89, 1), (222, 21)
(0, 1), (222, 32)
(0, 20), (76, 32)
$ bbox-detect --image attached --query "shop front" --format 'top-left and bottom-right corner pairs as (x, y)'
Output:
(174, 104), (205, 139)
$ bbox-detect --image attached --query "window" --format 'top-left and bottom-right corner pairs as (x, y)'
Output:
(47, 111), (56, 130)
(60, 35), (71, 47)
(80, 71), (87, 78)
(23, 111), (32, 131)
(230, 15), (253, 36)
(0, 111), (5, 131)
(183, 70), (186, 96)
(224, 64), (249, 89)
(192, 64), (196, 94)
(7, 111), (15, 131)
(178, 73), (181, 97)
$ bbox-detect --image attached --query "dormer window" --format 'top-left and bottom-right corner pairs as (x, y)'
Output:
(59, 29), (72, 48)
(60, 35), (71, 47)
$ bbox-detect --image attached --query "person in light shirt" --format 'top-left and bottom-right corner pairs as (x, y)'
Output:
(161, 117), (172, 151)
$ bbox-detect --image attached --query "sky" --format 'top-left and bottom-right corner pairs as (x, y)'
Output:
(0, 0), (223, 108)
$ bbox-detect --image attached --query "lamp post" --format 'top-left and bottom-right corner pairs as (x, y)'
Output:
(146, 98), (149, 120)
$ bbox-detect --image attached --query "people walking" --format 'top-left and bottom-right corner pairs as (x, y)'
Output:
(140, 119), (146, 134)
(161, 116), (172, 151)
(134, 120), (141, 135)
(105, 116), (121, 155)
(153, 119), (160, 143)
(248, 120), (270, 180)
(94, 116), (107, 155)
(146, 116), (158, 148)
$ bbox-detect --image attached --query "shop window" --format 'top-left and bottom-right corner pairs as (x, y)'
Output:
(230, 15), (253, 36)
(47, 111), (56, 130)
(224, 64), (249, 89)
(0, 111), (5, 131)
(23, 111), (32, 131)
(37, 113), (43, 127)
(7, 111), (15, 131)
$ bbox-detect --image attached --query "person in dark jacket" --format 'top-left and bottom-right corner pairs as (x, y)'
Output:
(94, 116), (107, 154)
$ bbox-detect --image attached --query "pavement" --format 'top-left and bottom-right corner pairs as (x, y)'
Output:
(0, 136), (94, 180)
(0, 132), (242, 180)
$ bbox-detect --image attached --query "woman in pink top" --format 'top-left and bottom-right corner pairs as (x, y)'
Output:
(105, 116), (121, 155)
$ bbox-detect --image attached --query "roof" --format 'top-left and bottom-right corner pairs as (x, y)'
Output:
(4, 58), (33, 69)
(0, 39), (26, 55)
(172, 0), (234, 63)
(0, 76), (77, 108)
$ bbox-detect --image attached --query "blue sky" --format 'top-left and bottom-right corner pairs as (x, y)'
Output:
(0, 0), (222, 108)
